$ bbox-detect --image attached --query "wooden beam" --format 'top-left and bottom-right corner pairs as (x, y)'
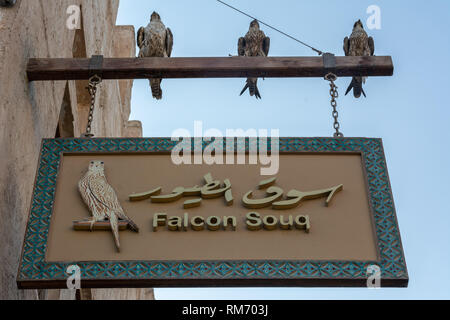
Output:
(27, 56), (393, 81)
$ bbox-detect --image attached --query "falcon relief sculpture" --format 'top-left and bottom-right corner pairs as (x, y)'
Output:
(78, 161), (139, 252)
(137, 11), (173, 100)
(343, 19), (375, 98)
(238, 20), (270, 99)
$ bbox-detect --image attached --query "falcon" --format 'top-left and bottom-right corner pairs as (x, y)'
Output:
(137, 12), (173, 100)
(238, 19), (270, 99)
(343, 19), (375, 98)
(78, 161), (139, 252)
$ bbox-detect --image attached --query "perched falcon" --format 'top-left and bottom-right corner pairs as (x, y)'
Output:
(137, 12), (173, 100)
(343, 19), (375, 98)
(238, 20), (270, 99)
(78, 161), (139, 252)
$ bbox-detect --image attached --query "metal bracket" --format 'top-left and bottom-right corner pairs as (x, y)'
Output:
(322, 52), (336, 75)
(88, 55), (104, 78)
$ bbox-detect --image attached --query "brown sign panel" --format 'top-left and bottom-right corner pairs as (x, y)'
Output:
(17, 138), (408, 288)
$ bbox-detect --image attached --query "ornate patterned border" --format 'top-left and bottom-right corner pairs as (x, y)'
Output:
(17, 138), (408, 288)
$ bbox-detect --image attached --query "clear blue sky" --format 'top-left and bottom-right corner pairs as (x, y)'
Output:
(117, 0), (450, 299)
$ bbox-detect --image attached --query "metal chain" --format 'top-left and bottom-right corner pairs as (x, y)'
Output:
(82, 75), (102, 138)
(324, 73), (344, 138)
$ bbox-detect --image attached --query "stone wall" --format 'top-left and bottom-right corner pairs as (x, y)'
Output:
(0, 0), (146, 299)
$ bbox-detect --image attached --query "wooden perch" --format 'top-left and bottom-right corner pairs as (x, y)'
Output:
(73, 220), (130, 231)
(27, 56), (393, 81)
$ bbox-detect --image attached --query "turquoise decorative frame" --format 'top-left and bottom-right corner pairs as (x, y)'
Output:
(17, 137), (408, 288)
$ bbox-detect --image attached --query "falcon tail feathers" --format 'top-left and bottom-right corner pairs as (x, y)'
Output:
(345, 77), (366, 98)
(254, 85), (262, 99)
(248, 78), (259, 99)
(109, 213), (121, 252)
(361, 87), (366, 98)
(150, 79), (162, 100)
(240, 78), (261, 99)
(239, 82), (249, 96)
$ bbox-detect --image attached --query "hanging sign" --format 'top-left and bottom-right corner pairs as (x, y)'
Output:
(17, 137), (408, 288)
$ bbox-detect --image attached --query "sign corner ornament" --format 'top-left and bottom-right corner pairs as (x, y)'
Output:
(17, 137), (408, 289)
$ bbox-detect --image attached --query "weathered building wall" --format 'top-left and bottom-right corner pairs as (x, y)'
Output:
(0, 0), (146, 299)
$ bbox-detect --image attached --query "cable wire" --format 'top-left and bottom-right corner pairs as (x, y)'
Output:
(216, 0), (324, 55)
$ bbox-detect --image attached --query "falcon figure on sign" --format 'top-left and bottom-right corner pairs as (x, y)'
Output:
(137, 11), (173, 100)
(238, 19), (270, 99)
(78, 161), (139, 252)
(343, 19), (375, 98)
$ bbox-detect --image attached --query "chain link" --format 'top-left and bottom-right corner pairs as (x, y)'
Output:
(324, 73), (344, 138)
(82, 75), (102, 138)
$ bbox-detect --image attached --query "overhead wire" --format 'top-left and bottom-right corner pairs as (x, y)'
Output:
(216, 0), (325, 55)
